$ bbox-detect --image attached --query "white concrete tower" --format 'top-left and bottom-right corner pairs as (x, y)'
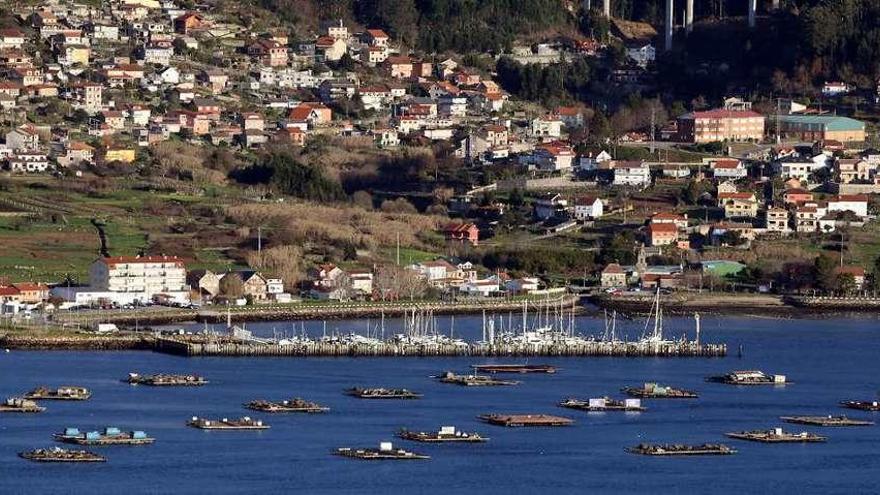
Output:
(665, 0), (674, 51)
(603, 0), (610, 17)
(748, 0), (757, 27)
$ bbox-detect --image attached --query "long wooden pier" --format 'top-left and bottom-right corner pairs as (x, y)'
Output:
(154, 337), (726, 358)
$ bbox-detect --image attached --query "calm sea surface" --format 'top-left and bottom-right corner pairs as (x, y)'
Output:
(2, 314), (879, 494)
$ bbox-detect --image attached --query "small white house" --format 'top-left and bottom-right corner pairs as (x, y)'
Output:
(459, 279), (500, 297)
(613, 162), (651, 187)
(626, 43), (655, 68)
(574, 197), (604, 220)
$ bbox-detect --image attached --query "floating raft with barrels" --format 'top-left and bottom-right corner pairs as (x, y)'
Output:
(559, 397), (645, 412)
(437, 371), (519, 387)
(335, 442), (430, 460)
(187, 416), (269, 430)
(345, 387), (422, 399)
(24, 386), (91, 401)
(471, 364), (557, 374)
(706, 370), (787, 385)
(397, 426), (488, 443)
(780, 415), (875, 427)
(125, 373), (207, 386)
(54, 427), (154, 446)
(622, 383), (698, 399)
(840, 400), (880, 412)
(153, 336), (726, 358)
(478, 414), (573, 427)
(627, 443), (736, 456)
(726, 428), (826, 443)
(0, 397), (45, 413)
(19, 447), (106, 463)
(245, 398), (328, 413)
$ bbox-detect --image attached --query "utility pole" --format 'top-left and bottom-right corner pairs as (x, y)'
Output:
(257, 226), (262, 253)
(649, 105), (656, 155)
(396, 232), (400, 266)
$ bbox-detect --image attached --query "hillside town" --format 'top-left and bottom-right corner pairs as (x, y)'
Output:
(2, 0), (880, 320)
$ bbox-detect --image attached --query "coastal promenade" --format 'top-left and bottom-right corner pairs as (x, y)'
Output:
(47, 296), (583, 327)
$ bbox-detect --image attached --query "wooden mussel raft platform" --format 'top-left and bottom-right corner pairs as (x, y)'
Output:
(706, 370), (787, 385)
(780, 415), (875, 427)
(397, 426), (488, 443)
(245, 398), (329, 413)
(559, 397), (645, 412)
(0, 397), (45, 413)
(840, 400), (880, 412)
(154, 336), (726, 358)
(24, 386), (91, 401)
(437, 371), (519, 387)
(726, 427), (826, 443)
(335, 442), (430, 460)
(54, 427), (155, 446)
(19, 447), (106, 463)
(471, 364), (557, 374)
(478, 414), (573, 427)
(627, 443), (736, 456)
(622, 383), (698, 399)
(187, 416), (269, 430)
(345, 387), (422, 399)
(125, 373), (207, 386)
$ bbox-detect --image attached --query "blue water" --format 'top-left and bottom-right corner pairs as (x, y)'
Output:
(2, 315), (880, 494)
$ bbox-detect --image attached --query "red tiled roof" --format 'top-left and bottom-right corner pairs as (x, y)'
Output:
(718, 192), (755, 200)
(834, 195), (869, 202)
(648, 223), (678, 233)
(688, 109), (764, 119)
(101, 255), (184, 267)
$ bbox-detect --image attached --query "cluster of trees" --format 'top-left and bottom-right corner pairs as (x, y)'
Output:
(353, 0), (570, 53)
(480, 247), (596, 276)
(495, 56), (592, 106)
(231, 149), (345, 202)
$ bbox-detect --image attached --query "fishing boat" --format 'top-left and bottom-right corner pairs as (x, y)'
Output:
(839, 400), (880, 412)
(622, 383), (698, 399)
(627, 443), (736, 456)
(54, 427), (155, 445)
(344, 387), (422, 399)
(780, 415), (874, 427)
(24, 386), (91, 400)
(245, 398), (329, 413)
(437, 371), (519, 387)
(0, 397), (45, 413)
(470, 364), (557, 374)
(397, 426), (488, 443)
(706, 370), (787, 385)
(125, 373), (207, 386)
(335, 442), (430, 460)
(19, 447), (106, 463)
(478, 414), (574, 427)
(187, 416), (269, 430)
(726, 427), (826, 443)
(559, 397), (646, 412)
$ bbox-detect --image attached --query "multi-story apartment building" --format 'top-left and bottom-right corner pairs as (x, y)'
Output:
(89, 255), (187, 299)
(677, 109), (765, 143)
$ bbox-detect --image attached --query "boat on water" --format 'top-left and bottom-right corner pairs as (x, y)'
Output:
(397, 426), (488, 443)
(126, 373), (207, 386)
(470, 364), (556, 374)
(24, 386), (91, 400)
(0, 397), (45, 413)
(780, 415), (874, 427)
(187, 416), (269, 430)
(54, 427), (154, 446)
(706, 370), (787, 385)
(622, 383), (698, 399)
(344, 387), (422, 399)
(559, 397), (645, 412)
(19, 447), (106, 463)
(627, 443), (736, 456)
(335, 442), (430, 460)
(437, 371), (519, 387)
(726, 427), (826, 443)
(245, 398), (329, 413)
(840, 400), (880, 412)
(478, 414), (574, 427)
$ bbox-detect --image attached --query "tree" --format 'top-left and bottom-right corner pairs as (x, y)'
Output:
(813, 253), (837, 293)
(836, 273), (857, 295)
(219, 273), (245, 298)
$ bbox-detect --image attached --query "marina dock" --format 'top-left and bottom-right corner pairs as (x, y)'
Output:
(153, 336), (726, 358)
